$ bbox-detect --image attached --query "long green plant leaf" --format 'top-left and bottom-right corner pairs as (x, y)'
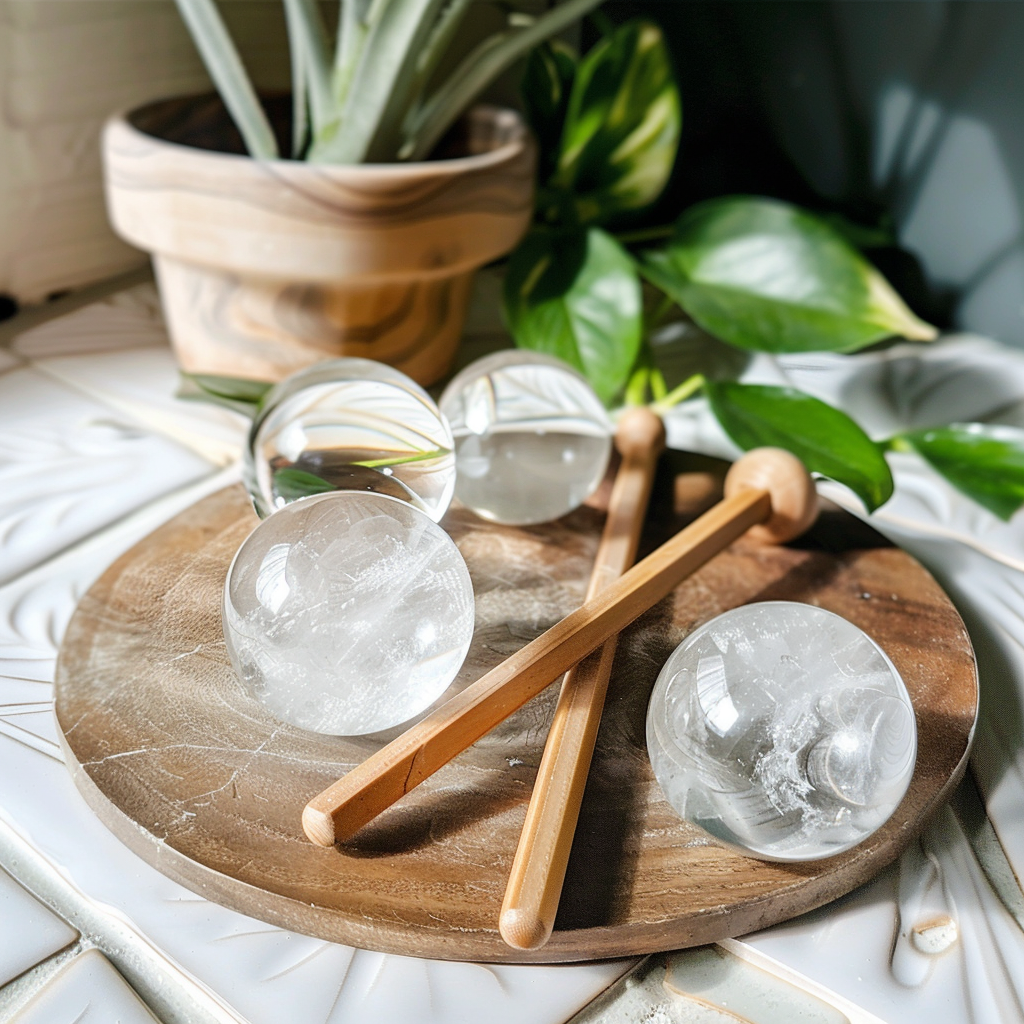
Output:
(406, 0), (606, 162)
(333, 0), (372, 114)
(552, 19), (680, 224)
(402, 0), (476, 130)
(284, 1), (309, 157)
(643, 197), (937, 354)
(706, 381), (894, 512)
(178, 372), (273, 416)
(891, 423), (1024, 520)
(503, 227), (642, 405)
(174, 0), (278, 159)
(282, 0), (333, 148)
(312, 0), (449, 163)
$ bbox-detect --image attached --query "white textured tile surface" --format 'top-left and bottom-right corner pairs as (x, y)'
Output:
(11, 948), (159, 1024)
(0, 365), (216, 585)
(742, 807), (1024, 1023)
(0, 868), (77, 987)
(13, 283), (250, 466)
(35, 347), (249, 467)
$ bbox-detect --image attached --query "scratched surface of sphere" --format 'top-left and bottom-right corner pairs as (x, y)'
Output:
(223, 493), (475, 736)
(244, 358), (455, 522)
(438, 351), (612, 525)
(647, 602), (917, 861)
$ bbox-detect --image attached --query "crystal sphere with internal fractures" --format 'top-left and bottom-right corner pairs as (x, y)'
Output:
(223, 492), (475, 736)
(438, 351), (612, 525)
(647, 602), (916, 860)
(244, 358), (455, 522)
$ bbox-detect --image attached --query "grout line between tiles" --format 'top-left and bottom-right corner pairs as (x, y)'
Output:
(0, 815), (245, 1024)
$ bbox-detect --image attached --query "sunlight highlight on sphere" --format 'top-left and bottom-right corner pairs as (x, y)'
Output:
(646, 602), (917, 861)
(244, 358), (455, 522)
(438, 351), (612, 525)
(223, 492), (475, 736)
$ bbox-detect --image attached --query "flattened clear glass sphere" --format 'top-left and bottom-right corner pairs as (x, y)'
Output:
(223, 492), (475, 736)
(438, 351), (612, 525)
(646, 602), (917, 861)
(244, 358), (456, 522)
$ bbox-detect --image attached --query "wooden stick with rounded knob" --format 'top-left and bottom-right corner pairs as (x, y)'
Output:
(302, 444), (818, 849)
(499, 406), (665, 950)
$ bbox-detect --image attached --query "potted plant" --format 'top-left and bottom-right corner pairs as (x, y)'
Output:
(102, 0), (607, 386)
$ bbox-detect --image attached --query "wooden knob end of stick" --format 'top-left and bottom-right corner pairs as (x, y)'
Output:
(614, 406), (667, 460)
(724, 447), (818, 544)
(302, 804), (337, 848)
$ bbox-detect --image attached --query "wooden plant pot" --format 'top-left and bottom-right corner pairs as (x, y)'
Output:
(102, 96), (536, 386)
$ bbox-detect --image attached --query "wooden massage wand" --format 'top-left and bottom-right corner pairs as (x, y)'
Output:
(499, 406), (665, 950)
(302, 417), (819, 867)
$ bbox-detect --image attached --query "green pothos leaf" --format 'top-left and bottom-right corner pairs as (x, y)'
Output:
(643, 197), (937, 354)
(503, 226), (642, 405)
(892, 423), (1024, 521)
(706, 381), (894, 512)
(551, 18), (680, 225)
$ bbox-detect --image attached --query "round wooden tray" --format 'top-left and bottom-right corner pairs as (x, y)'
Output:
(54, 452), (978, 963)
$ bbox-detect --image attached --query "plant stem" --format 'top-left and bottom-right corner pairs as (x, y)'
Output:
(624, 365), (650, 407)
(883, 436), (911, 453)
(649, 367), (668, 402)
(651, 373), (705, 414)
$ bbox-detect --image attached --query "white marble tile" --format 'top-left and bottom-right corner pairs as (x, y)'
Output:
(11, 947), (159, 1024)
(0, 365), (217, 586)
(0, 867), (77, 987)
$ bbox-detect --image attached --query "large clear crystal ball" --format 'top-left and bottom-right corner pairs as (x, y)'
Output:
(223, 492), (475, 736)
(244, 358), (456, 522)
(646, 602), (917, 861)
(438, 351), (612, 525)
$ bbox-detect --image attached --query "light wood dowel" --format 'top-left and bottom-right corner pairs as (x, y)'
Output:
(499, 408), (665, 950)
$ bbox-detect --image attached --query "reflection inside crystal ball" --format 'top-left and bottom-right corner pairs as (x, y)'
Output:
(646, 602), (917, 860)
(244, 358), (456, 522)
(438, 351), (612, 525)
(223, 492), (475, 736)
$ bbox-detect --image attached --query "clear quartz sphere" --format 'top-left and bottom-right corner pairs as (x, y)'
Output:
(222, 492), (475, 736)
(438, 351), (612, 525)
(646, 602), (917, 861)
(243, 358), (456, 522)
